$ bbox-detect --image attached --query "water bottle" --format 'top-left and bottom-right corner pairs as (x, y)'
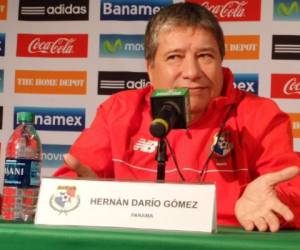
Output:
(1, 112), (42, 221)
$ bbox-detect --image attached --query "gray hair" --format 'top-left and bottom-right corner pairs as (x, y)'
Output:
(144, 2), (225, 63)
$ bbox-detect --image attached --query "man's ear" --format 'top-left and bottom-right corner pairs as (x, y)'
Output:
(146, 60), (154, 82)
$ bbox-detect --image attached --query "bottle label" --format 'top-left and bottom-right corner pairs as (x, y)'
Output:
(4, 158), (41, 188)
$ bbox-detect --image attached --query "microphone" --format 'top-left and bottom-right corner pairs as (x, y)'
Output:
(150, 88), (190, 138)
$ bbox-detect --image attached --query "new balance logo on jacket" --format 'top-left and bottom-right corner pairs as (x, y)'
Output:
(133, 138), (158, 153)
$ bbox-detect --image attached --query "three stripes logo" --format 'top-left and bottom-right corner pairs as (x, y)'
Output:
(98, 71), (150, 95)
(18, 0), (89, 21)
(20, 5), (45, 15)
(272, 35), (300, 60)
(100, 79), (125, 92)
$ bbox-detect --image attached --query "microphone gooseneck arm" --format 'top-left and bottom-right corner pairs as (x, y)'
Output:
(150, 88), (190, 182)
(156, 137), (167, 181)
(150, 101), (181, 181)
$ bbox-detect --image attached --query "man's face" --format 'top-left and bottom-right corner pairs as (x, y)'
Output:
(147, 26), (224, 121)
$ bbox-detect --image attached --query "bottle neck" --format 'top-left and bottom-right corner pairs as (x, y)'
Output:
(19, 121), (33, 125)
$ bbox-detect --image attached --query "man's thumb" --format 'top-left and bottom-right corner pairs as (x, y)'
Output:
(266, 166), (300, 186)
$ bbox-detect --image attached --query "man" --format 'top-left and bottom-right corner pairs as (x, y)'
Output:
(55, 3), (300, 232)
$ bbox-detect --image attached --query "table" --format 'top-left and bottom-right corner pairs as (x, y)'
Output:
(0, 221), (299, 250)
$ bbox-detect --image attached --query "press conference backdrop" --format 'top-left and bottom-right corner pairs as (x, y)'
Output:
(0, 0), (300, 184)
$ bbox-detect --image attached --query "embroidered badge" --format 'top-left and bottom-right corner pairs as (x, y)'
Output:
(211, 131), (233, 158)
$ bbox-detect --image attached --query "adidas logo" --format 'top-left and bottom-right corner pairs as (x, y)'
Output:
(133, 138), (158, 153)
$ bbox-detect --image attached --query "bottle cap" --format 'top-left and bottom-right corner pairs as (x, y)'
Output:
(17, 112), (35, 123)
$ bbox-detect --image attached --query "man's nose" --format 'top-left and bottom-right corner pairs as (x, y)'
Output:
(182, 56), (202, 80)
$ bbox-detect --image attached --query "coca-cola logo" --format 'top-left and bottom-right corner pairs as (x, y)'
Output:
(28, 38), (75, 54)
(283, 78), (300, 95)
(17, 34), (88, 58)
(201, 0), (247, 18)
(188, 0), (261, 21)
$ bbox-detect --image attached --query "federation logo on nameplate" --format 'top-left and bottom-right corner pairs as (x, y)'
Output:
(35, 178), (217, 233)
(49, 186), (80, 214)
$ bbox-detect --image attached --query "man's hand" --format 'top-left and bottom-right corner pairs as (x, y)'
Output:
(63, 153), (98, 178)
(235, 166), (300, 232)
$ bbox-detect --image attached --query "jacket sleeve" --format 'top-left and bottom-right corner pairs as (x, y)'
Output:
(246, 100), (300, 228)
(53, 96), (116, 178)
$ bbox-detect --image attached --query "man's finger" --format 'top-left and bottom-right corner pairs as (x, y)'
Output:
(263, 166), (300, 186)
(264, 212), (280, 232)
(254, 216), (268, 232)
(238, 218), (255, 231)
(63, 153), (97, 178)
(271, 199), (294, 222)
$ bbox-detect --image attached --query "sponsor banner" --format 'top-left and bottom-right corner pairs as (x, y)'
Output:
(224, 35), (260, 60)
(187, 0), (261, 21)
(289, 113), (300, 138)
(233, 73), (258, 95)
(0, 106), (2, 130)
(16, 34), (88, 58)
(0, 33), (5, 56)
(42, 144), (70, 169)
(0, 0), (7, 20)
(100, 34), (144, 58)
(272, 35), (300, 60)
(271, 74), (300, 99)
(14, 107), (85, 131)
(18, 0), (89, 21)
(100, 0), (172, 21)
(273, 0), (300, 21)
(0, 69), (3, 93)
(98, 71), (150, 95)
(15, 70), (87, 95)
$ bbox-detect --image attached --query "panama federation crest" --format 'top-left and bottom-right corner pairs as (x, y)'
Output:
(50, 186), (80, 214)
(211, 131), (233, 157)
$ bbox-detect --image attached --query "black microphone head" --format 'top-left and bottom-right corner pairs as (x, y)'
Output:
(150, 88), (190, 138)
(150, 102), (179, 138)
(150, 118), (168, 138)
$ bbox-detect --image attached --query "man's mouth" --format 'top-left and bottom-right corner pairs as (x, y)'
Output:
(188, 86), (209, 95)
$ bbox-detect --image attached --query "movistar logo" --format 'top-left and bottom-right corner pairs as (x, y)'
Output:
(103, 39), (123, 53)
(42, 144), (70, 169)
(100, 34), (144, 58)
(277, 1), (299, 16)
(274, 0), (300, 20)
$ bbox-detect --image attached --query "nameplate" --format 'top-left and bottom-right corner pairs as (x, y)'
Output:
(35, 178), (216, 233)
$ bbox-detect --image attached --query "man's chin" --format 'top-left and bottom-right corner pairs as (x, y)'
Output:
(189, 101), (208, 114)
(189, 107), (206, 123)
